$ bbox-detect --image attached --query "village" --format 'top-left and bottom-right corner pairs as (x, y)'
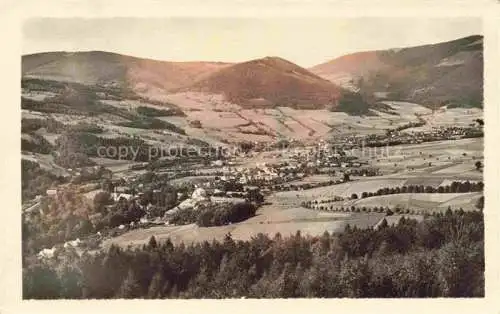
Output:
(18, 20), (487, 299)
(25, 119), (484, 261)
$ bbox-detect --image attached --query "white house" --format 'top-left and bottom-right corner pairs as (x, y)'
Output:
(38, 247), (57, 259)
(112, 193), (133, 202)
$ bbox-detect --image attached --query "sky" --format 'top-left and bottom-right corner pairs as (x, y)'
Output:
(23, 17), (481, 67)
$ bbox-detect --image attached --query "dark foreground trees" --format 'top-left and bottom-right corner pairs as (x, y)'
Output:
(23, 210), (484, 299)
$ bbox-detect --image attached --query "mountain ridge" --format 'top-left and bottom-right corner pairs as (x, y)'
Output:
(309, 35), (483, 107)
(177, 56), (344, 109)
(22, 51), (233, 91)
(22, 34), (483, 109)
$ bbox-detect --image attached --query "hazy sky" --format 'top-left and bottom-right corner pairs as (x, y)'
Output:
(23, 17), (481, 67)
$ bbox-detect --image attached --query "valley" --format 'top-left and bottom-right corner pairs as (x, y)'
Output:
(21, 39), (484, 251)
(19, 20), (485, 298)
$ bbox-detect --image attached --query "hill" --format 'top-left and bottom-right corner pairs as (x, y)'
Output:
(22, 51), (232, 92)
(180, 56), (344, 109)
(310, 35), (483, 108)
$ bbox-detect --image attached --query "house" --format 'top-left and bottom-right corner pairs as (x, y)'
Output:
(46, 189), (57, 197)
(115, 186), (129, 194)
(38, 247), (57, 259)
(112, 193), (133, 202)
(212, 160), (224, 167)
(212, 189), (225, 197)
(244, 186), (259, 192)
(211, 196), (246, 204)
(64, 238), (82, 248)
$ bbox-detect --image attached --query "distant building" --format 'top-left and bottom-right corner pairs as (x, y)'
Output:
(112, 193), (133, 202)
(115, 186), (129, 194)
(210, 196), (246, 204)
(38, 247), (57, 259)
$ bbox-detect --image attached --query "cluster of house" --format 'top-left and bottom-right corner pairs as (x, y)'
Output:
(37, 235), (93, 259)
(357, 126), (482, 147)
(66, 165), (113, 183)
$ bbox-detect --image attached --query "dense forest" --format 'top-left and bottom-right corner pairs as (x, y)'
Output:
(23, 209), (483, 299)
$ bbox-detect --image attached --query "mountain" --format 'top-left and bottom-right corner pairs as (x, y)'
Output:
(180, 56), (343, 109)
(22, 51), (232, 91)
(310, 35), (483, 107)
(22, 52), (370, 115)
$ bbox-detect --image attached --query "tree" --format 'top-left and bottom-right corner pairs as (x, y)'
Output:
(351, 193), (358, 200)
(425, 186), (434, 193)
(57, 264), (83, 298)
(378, 218), (388, 229)
(475, 196), (484, 211)
(147, 269), (165, 298)
(148, 236), (158, 249)
(101, 179), (114, 193)
(437, 242), (484, 297)
(54, 132), (96, 168)
(475, 161), (483, 171)
(343, 173), (350, 182)
(93, 191), (113, 212)
(23, 265), (62, 299)
(117, 269), (142, 299)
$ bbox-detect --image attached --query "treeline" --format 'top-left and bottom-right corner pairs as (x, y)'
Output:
(169, 202), (257, 227)
(23, 210), (484, 299)
(22, 97), (99, 116)
(22, 78), (133, 98)
(389, 120), (426, 133)
(352, 181), (484, 200)
(117, 116), (185, 134)
(22, 118), (104, 134)
(303, 202), (484, 215)
(136, 106), (184, 117)
(271, 174), (350, 192)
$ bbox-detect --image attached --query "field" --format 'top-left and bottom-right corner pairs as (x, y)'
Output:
(103, 205), (386, 247)
(351, 192), (481, 212)
(141, 92), (483, 143)
(102, 136), (483, 248)
(356, 138), (483, 177)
